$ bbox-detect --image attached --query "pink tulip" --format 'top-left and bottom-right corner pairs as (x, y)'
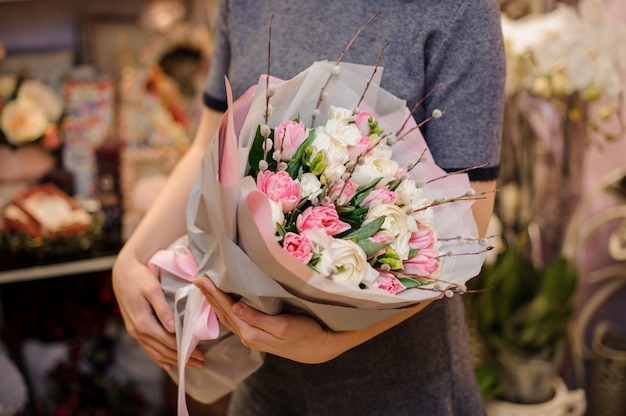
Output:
(282, 232), (314, 264)
(256, 170), (302, 213)
(296, 205), (351, 236)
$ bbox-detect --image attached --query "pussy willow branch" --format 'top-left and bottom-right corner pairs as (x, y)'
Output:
(357, 45), (386, 108)
(264, 15), (274, 125)
(312, 9), (383, 126)
(396, 83), (444, 138)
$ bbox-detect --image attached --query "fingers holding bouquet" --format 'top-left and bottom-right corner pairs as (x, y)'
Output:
(112, 253), (205, 370)
(193, 276), (345, 364)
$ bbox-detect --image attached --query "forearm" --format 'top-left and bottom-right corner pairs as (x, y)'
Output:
(119, 108), (224, 264)
(469, 180), (496, 237)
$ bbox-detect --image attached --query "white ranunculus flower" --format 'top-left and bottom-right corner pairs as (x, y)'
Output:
(311, 128), (350, 164)
(395, 179), (429, 209)
(306, 229), (377, 285)
(268, 199), (285, 234)
(365, 203), (417, 260)
(412, 206), (434, 228)
(395, 181), (433, 226)
(300, 172), (322, 200)
(0, 73), (17, 99)
(1, 97), (48, 145)
(351, 156), (399, 187)
(320, 106), (361, 147)
(17, 79), (63, 122)
(321, 162), (346, 186)
(324, 120), (361, 147)
(368, 141), (393, 159)
(326, 105), (354, 122)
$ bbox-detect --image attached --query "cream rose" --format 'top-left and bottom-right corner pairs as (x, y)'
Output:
(1, 98), (48, 145)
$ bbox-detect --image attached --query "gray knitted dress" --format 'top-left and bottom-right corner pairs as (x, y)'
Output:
(203, 1), (505, 414)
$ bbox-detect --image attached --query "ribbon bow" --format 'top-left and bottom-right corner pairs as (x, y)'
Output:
(149, 245), (219, 416)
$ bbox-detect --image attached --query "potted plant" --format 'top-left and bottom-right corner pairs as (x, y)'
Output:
(469, 236), (577, 404)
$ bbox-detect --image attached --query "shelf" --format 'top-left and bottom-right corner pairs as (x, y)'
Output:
(0, 241), (120, 284)
(0, 254), (117, 284)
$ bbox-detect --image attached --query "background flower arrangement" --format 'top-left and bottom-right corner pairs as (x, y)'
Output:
(0, 73), (63, 150)
(470, 0), (626, 404)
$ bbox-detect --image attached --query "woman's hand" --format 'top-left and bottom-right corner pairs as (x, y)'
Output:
(112, 251), (206, 370)
(193, 277), (431, 364)
(193, 277), (351, 364)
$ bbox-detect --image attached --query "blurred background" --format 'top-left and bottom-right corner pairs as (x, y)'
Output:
(0, 0), (625, 415)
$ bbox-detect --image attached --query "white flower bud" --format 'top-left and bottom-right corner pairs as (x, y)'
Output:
(331, 65), (340, 75)
(260, 124), (271, 138)
(258, 160), (269, 171)
(432, 109), (443, 119)
(266, 85), (276, 98)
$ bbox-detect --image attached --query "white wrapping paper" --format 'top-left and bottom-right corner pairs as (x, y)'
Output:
(158, 61), (488, 409)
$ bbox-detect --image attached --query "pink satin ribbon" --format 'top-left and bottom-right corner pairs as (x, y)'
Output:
(149, 245), (219, 416)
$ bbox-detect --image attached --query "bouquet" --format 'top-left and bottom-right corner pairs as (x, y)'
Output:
(149, 59), (492, 414)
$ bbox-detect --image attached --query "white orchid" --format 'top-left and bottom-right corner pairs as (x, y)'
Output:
(501, 0), (624, 100)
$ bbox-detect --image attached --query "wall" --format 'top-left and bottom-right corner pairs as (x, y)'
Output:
(0, 0), (148, 53)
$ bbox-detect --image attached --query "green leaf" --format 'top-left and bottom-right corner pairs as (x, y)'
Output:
(353, 178), (384, 206)
(248, 125), (273, 176)
(357, 239), (390, 257)
(340, 216), (385, 241)
(398, 276), (429, 288)
(286, 129), (317, 178)
(408, 248), (420, 258)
